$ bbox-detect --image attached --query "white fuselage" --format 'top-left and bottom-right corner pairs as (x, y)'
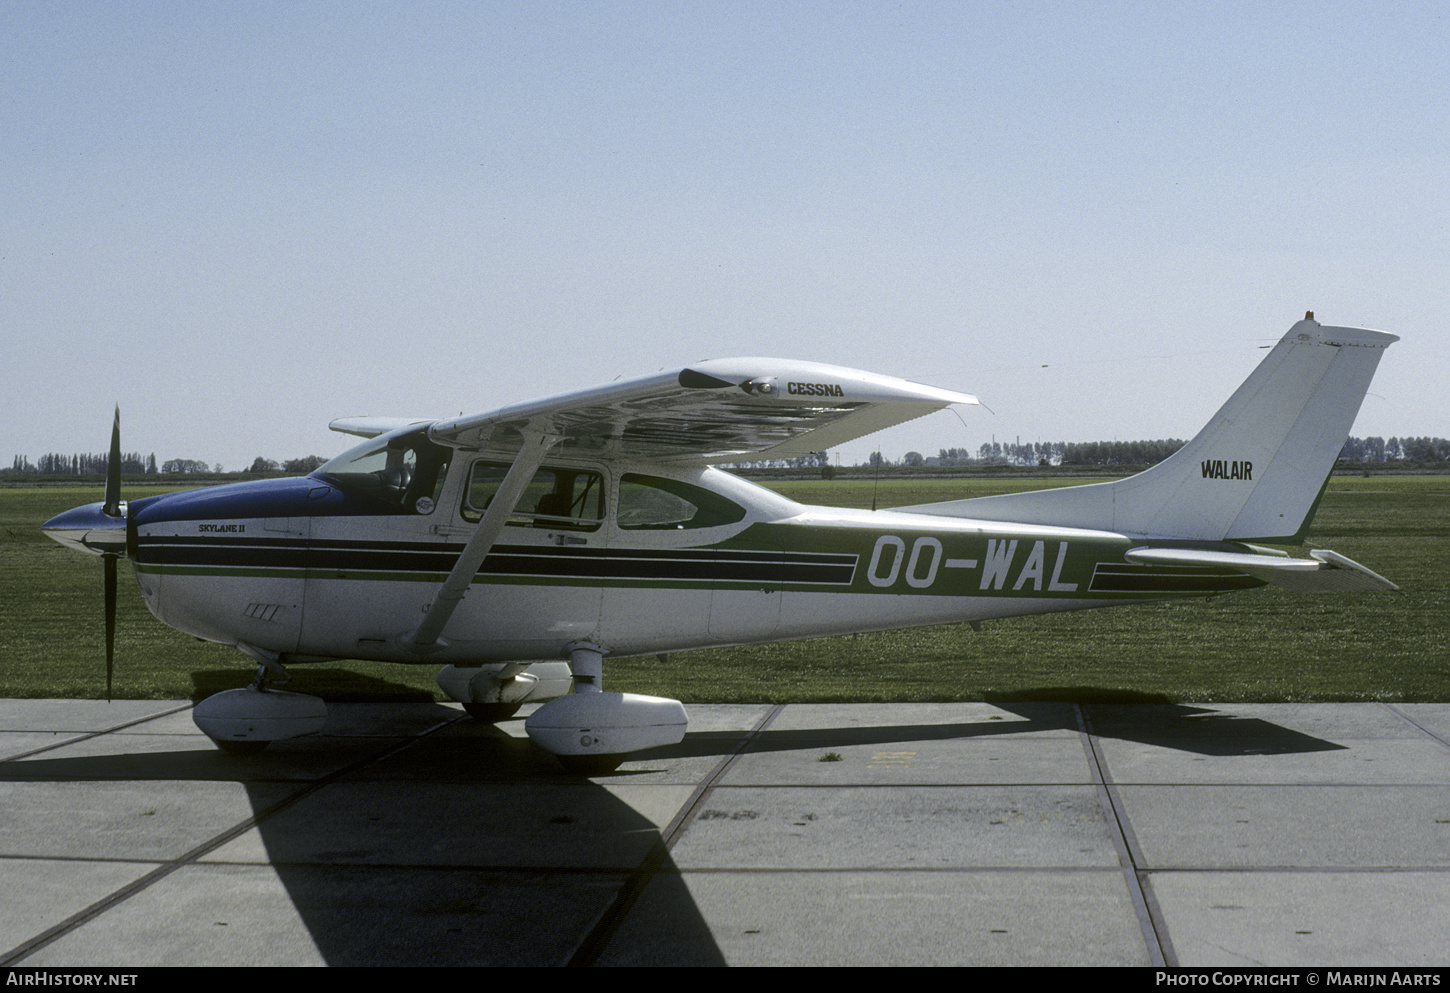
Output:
(131, 459), (1246, 666)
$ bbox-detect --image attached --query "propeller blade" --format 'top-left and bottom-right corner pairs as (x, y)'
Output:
(104, 554), (116, 702)
(103, 405), (120, 700)
(103, 406), (122, 518)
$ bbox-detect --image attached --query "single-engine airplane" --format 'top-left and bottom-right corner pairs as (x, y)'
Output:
(43, 313), (1398, 772)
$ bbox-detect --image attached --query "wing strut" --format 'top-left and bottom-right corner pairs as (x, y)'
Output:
(404, 430), (560, 653)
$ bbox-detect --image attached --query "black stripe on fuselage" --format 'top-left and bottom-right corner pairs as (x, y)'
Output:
(135, 535), (857, 585)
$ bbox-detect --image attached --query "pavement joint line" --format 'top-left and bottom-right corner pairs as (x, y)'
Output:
(1093, 865), (1450, 875)
(1075, 703), (1173, 968)
(565, 702), (787, 968)
(1382, 701), (1450, 749)
(621, 864), (1136, 874)
(1, 703), (194, 763)
(0, 708), (471, 966)
(659, 703), (788, 848)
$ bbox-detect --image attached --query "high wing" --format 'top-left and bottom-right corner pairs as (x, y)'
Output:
(334, 358), (978, 463)
(326, 358), (977, 656)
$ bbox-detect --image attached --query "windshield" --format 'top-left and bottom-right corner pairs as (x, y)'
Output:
(315, 427), (450, 514)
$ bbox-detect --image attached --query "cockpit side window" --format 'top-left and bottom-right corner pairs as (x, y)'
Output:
(462, 462), (605, 530)
(315, 429), (450, 514)
(617, 474), (746, 530)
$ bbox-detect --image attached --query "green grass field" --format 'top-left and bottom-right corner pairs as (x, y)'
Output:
(1, 474), (1445, 703)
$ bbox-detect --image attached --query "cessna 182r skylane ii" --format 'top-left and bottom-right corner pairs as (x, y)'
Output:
(43, 314), (1398, 772)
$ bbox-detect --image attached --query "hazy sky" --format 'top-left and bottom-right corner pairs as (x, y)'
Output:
(5, 1), (1446, 471)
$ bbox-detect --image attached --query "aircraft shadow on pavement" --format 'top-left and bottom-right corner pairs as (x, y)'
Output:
(0, 702), (725, 966)
(641, 697), (1347, 762)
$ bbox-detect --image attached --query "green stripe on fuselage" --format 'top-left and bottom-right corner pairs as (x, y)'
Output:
(717, 523), (1258, 599)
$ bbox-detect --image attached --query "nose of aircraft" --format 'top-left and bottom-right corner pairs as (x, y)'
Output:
(43, 405), (128, 556)
(41, 501), (129, 555)
(43, 405), (128, 701)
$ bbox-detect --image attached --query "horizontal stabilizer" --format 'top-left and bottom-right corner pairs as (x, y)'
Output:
(1124, 547), (1398, 593)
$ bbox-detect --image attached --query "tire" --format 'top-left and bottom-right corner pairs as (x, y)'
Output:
(462, 702), (522, 722)
(214, 738), (270, 754)
(555, 753), (627, 775)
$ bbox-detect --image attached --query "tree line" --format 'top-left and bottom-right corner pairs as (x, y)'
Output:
(11, 452), (157, 475)
(245, 456), (328, 474)
(1337, 436), (1450, 462)
(931, 440), (1187, 467)
(719, 453), (831, 470)
(6, 435), (1447, 478)
(924, 435), (1450, 468)
(3, 452), (329, 476)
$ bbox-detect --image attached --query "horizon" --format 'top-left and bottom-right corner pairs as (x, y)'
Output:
(8, 431), (1445, 478)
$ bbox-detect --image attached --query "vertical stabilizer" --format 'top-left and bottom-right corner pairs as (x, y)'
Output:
(898, 316), (1398, 541)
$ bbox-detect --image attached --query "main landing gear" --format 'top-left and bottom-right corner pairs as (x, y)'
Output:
(522, 643), (688, 775)
(192, 652), (326, 754)
(192, 645), (688, 773)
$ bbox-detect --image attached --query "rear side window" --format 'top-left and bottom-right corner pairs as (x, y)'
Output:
(618, 474), (746, 530)
(463, 462), (604, 529)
